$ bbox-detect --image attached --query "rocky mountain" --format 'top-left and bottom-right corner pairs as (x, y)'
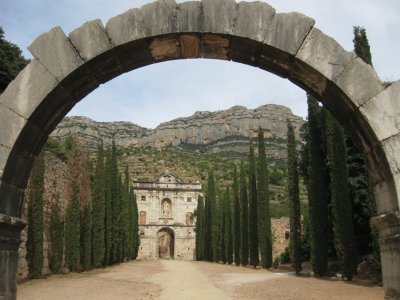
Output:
(51, 104), (304, 159)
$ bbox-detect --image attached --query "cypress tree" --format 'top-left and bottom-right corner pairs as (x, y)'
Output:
(91, 142), (105, 267)
(287, 119), (302, 274)
(80, 203), (92, 271)
(307, 96), (330, 276)
(232, 166), (241, 266)
(124, 166), (134, 259)
(26, 151), (45, 278)
(121, 165), (130, 260)
(195, 196), (205, 260)
(219, 192), (227, 264)
(326, 112), (358, 279)
(353, 26), (372, 66)
(248, 144), (259, 268)
(257, 128), (272, 268)
(49, 193), (64, 274)
(104, 147), (112, 265)
(65, 179), (80, 272)
(209, 170), (219, 262)
(131, 188), (140, 259)
(240, 162), (249, 266)
(224, 187), (233, 265)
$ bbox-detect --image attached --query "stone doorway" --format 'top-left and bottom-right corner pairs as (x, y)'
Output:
(157, 228), (174, 259)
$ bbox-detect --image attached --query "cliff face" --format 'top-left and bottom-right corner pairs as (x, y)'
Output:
(51, 104), (304, 157)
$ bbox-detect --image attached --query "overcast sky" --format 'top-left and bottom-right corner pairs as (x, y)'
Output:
(1, 0), (399, 129)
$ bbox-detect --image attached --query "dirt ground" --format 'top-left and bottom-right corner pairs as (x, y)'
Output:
(17, 259), (384, 300)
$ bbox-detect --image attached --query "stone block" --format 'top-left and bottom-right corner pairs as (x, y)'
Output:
(0, 145), (11, 180)
(180, 35), (201, 58)
(0, 60), (58, 120)
(1, 150), (34, 190)
(202, 0), (237, 35)
(113, 40), (154, 73)
(69, 19), (113, 62)
(201, 34), (230, 60)
(106, 8), (145, 46)
(373, 176), (399, 215)
(28, 27), (84, 81)
(379, 231), (400, 299)
(359, 81), (400, 142)
(140, 0), (178, 37)
(177, 1), (203, 33)
(0, 250), (19, 298)
(149, 36), (180, 62)
(234, 1), (275, 42)
(381, 134), (400, 177)
(294, 28), (356, 94)
(265, 12), (315, 56)
(0, 181), (24, 217)
(335, 57), (384, 107)
(0, 105), (26, 149)
(230, 36), (261, 68)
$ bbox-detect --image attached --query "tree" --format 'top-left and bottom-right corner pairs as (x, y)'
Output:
(0, 27), (29, 93)
(218, 190), (227, 264)
(240, 162), (249, 266)
(204, 172), (213, 261)
(26, 151), (45, 278)
(224, 187), (233, 265)
(326, 112), (357, 279)
(104, 146), (112, 265)
(353, 26), (372, 66)
(65, 179), (80, 272)
(80, 203), (92, 271)
(287, 119), (302, 274)
(257, 128), (272, 268)
(110, 141), (121, 263)
(49, 193), (64, 274)
(131, 188), (140, 259)
(195, 196), (205, 260)
(232, 166), (241, 266)
(91, 142), (105, 267)
(307, 96), (330, 276)
(208, 170), (219, 262)
(121, 165), (131, 260)
(248, 144), (259, 267)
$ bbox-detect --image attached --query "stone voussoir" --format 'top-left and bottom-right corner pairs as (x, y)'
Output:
(380, 134), (400, 179)
(233, 1), (275, 43)
(0, 105), (27, 150)
(68, 19), (113, 62)
(359, 80), (400, 142)
(0, 59), (58, 120)
(140, 0), (178, 37)
(28, 26), (84, 81)
(202, 0), (237, 35)
(334, 57), (384, 107)
(177, 1), (203, 33)
(0, 145), (11, 180)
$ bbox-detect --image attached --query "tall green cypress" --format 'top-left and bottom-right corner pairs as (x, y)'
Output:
(224, 187), (233, 265)
(307, 96), (330, 276)
(195, 196), (205, 260)
(240, 162), (249, 266)
(124, 166), (134, 260)
(121, 165), (130, 260)
(233, 166), (241, 266)
(131, 188), (140, 259)
(80, 203), (92, 271)
(287, 119), (302, 274)
(49, 193), (63, 274)
(26, 151), (45, 278)
(208, 170), (219, 262)
(218, 192), (227, 264)
(104, 147), (112, 265)
(257, 128), (272, 268)
(92, 142), (105, 267)
(248, 144), (259, 267)
(65, 179), (80, 272)
(110, 141), (121, 263)
(353, 26), (372, 66)
(326, 112), (357, 279)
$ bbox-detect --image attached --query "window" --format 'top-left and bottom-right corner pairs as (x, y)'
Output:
(187, 197), (192, 202)
(141, 195), (146, 201)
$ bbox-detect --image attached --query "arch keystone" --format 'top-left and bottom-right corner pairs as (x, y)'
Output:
(177, 1), (203, 33)
(202, 0), (237, 35)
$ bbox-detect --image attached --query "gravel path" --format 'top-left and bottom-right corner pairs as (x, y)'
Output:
(17, 260), (384, 300)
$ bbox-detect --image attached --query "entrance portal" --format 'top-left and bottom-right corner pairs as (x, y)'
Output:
(157, 228), (174, 259)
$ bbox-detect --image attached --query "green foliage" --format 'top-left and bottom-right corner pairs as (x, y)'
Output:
(218, 191), (227, 264)
(224, 187), (233, 265)
(110, 142), (122, 263)
(0, 27), (29, 93)
(257, 128), (272, 268)
(195, 196), (205, 260)
(49, 193), (64, 274)
(353, 26), (373, 66)
(45, 137), (68, 161)
(65, 180), (80, 272)
(104, 146), (113, 265)
(326, 112), (357, 280)
(269, 169), (284, 185)
(131, 190), (140, 259)
(306, 96), (330, 276)
(208, 170), (219, 262)
(80, 203), (92, 271)
(26, 152), (45, 278)
(232, 166), (241, 266)
(287, 119), (302, 274)
(240, 161), (249, 266)
(91, 143), (106, 267)
(248, 144), (259, 267)
(203, 171), (213, 261)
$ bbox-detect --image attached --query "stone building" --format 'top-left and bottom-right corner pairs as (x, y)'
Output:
(133, 171), (201, 260)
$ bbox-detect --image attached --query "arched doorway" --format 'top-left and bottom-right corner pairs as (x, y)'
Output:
(157, 227), (174, 259)
(0, 0), (399, 298)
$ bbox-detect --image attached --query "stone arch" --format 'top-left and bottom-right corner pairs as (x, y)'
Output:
(157, 227), (175, 259)
(0, 0), (399, 298)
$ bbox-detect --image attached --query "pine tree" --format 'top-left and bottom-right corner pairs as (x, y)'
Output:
(195, 196), (205, 260)
(91, 142), (105, 267)
(307, 96), (330, 276)
(248, 144), (259, 267)
(26, 151), (45, 278)
(326, 112), (357, 280)
(224, 187), (233, 265)
(49, 193), (64, 274)
(353, 26), (372, 66)
(287, 119), (302, 274)
(104, 146), (112, 265)
(65, 179), (80, 272)
(232, 166), (241, 266)
(257, 128), (272, 268)
(240, 162), (249, 266)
